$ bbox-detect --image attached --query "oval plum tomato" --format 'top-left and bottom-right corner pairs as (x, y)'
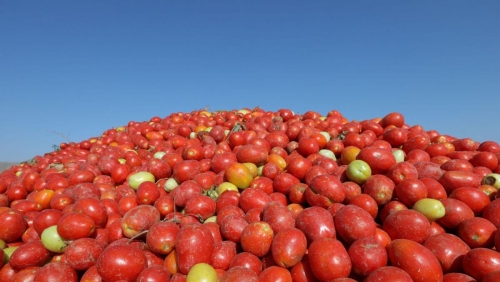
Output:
(307, 237), (351, 281)
(308, 174), (345, 204)
(449, 186), (491, 215)
(334, 204), (376, 244)
(286, 156), (312, 181)
(439, 170), (481, 194)
(229, 251), (262, 275)
(175, 223), (214, 274)
(145, 221), (180, 255)
(362, 174), (395, 206)
(219, 265), (259, 282)
(224, 163), (253, 189)
(382, 209), (430, 243)
(363, 266), (413, 282)
(297, 137), (320, 157)
(33, 262), (78, 282)
(393, 178), (428, 207)
(173, 160), (201, 183)
(238, 188), (272, 213)
(462, 248), (500, 281)
(457, 217), (497, 249)
(437, 198), (475, 230)
(386, 239), (443, 282)
(380, 112), (405, 128)
(262, 201), (295, 235)
(9, 240), (51, 271)
(211, 240), (237, 271)
(240, 221), (274, 258)
(386, 161), (419, 186)
(295, 206), (336, 244)
(383, 127), (408, 148)
(348, 236), (388, 278)
(423, 233), (471, 274)
(96, 244), (147, 282)
(236, 144), (269, 166)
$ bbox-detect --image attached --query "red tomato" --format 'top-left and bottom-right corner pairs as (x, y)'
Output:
(437, 198), (475, 230)
(387, 239), (443, 282)
(362, 174), (395, 206)
(175, 223), (214, 274)
(307, 237), (351, 280)
(356, 147), (396, 175)
(457, 217), (497, 249)
(334, 204), (376, 244)
(364, 266), (412, 281)
(462, 248), (500, 281)
(271, 228), (307, 268)
(259, 266), (293, 282)
(295, 206), (336, 244)
(348, 236), (388, 277)
(449, 186), (491, 215)
(240, 221), (274, 258)
(423, 233), (471, 273)
(383, 209), (431, 243)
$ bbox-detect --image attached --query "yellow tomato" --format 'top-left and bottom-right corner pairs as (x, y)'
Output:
(186, 263), (218, 282)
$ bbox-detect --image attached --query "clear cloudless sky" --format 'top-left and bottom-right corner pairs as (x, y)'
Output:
(1, 1), (499, 162)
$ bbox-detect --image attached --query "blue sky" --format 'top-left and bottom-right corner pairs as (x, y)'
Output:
(1, 1), (499, 162)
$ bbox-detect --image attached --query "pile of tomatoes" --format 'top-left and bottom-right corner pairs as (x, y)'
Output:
(1, 108), (500, 281)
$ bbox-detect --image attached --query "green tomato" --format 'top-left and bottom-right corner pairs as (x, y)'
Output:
(41, 225), (68, 253)
(319, 149), (337, 160)
(346, 160), (372, 184)
(186, 262), (218, 282)
(482, 173), (500, 189)
(3, 246), (18, 263)
(413, 198), (446, 221)
(392, 149), (405, 163)
(128, 171), (155, 190)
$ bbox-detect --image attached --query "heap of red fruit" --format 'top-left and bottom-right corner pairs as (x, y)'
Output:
(1, 108), (500, 282)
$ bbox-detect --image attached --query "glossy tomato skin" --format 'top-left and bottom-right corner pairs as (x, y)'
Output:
(442, 272), (478, 282)
(457, 217), (497, 249)
(295, 206), (335, 245)
(462, 248), (500, 281)
(387, 239), (443, 282)
(347, 236), (387, 278)
(211, 241), (237, 270)
(334, 204), (376, 244)
(437, 198), (475, 230)
(219, 265), (259, 282)
(96, 244), (148, 282)
(262, 201), (295, 234)
(356, 147), (396, 175)
(308, 174), (346, 204)
(363, 266), (413, 282)
(482, 198), (500, 229)
(271, 228), (307, 268)
(175, 223), (214, 274)
(449, 187), (491, 215)
(360, 175), (395, 206)
(438, 170), (481, 194)
(383, 209), (430, 243)
(240, 221), (274, 258)
(33, 262), (78, 282)
(229, 251), (263, 276)
(0, 210), (28, 243)
(9, 240), (52, 272)
(423, 233), (471, 273)
(307, 237), (351, 281)
(289, 254), (318, 282)
(394, 178), (428, 207)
